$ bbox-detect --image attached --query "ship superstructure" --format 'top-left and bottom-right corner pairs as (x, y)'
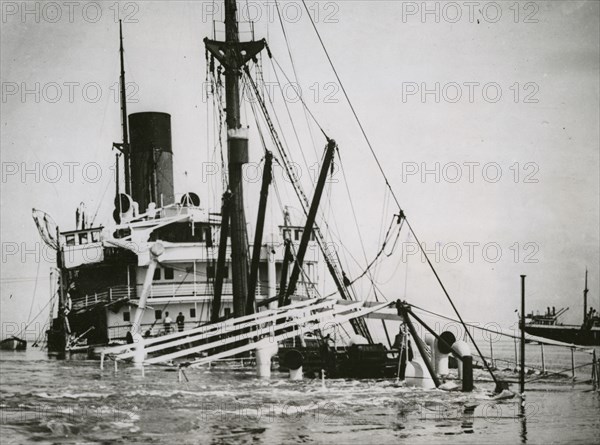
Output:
(37, 15), (322, 353)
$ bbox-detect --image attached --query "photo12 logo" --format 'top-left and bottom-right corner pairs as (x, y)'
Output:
(399, 241), (540, 264)
(400, 2), (540, 24)
(1, 2), (140, 24)
(200, 1), (339, 24)
(400, 161), (540, 184)
(401, 82), (540, 104)
(2, 82), (139, 104)
(2, 161), (115, 185)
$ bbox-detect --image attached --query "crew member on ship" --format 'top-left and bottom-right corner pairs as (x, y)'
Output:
(163, 312), (173, 334)
(176, 312), (185, 332)
(393, 324), (413, 380)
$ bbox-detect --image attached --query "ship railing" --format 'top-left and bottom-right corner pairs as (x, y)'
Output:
(274, 284), (316, 300)
(71, 281), (316, 310)
(137, 282), (315, 299)
(142, 282), (232, 298)
(71, 285), (135, 310)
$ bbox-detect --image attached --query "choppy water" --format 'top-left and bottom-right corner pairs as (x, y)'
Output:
(1, 340), (599, 444)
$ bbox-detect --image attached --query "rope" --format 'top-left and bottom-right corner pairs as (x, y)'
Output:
(25, 259), (41, 326)
(16, 289), (57, 340)
(526, 362), (595, 384)
(273, 0), (320, 161)
(410, 303), (594, 351)
(268, 56), (328, 140)
(300, 0), (402, 211)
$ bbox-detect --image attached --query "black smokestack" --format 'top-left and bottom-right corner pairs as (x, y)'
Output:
(128, 112), (175, 212)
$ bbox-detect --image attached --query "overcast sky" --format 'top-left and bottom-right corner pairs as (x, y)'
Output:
(1, 1), (599, 340)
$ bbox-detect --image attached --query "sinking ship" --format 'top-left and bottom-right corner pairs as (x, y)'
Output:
(32, 0), (498, 391)
(32, 9), (378, 368)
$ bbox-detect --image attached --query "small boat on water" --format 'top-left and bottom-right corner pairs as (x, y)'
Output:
(0, 336), (27, 351)
(524, 270), (599, 346)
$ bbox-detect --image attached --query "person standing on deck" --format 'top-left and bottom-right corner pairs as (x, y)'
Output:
(176, 312), (185, 332)
(393, 323), (413, 380)
(163, 312), (173, 334)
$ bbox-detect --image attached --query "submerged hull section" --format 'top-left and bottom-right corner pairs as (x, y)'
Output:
(279, 343), (398, 379)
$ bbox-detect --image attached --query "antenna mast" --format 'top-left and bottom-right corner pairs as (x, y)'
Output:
(118, 19), (131, 195)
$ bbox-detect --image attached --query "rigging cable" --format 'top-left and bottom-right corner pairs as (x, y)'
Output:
(273, 0), (320, 160)
(25, 259), (42, 327)
(244, 70), (349, 296)
(300, 0), (401, 211)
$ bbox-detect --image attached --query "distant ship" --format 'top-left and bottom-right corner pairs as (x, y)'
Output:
(524, 270), (599, 346)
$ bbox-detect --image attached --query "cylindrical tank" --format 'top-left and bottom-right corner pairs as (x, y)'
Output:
(129, 112), (175, 212)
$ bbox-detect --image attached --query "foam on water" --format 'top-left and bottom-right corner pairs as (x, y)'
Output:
(0, 347), (598, 444)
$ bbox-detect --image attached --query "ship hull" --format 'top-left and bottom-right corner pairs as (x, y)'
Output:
(524, 325), (600, 346)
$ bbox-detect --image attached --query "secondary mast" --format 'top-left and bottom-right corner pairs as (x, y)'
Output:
(113, 19), (131, 196)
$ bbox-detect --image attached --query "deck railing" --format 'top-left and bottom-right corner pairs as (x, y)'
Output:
(71, 280), (316, 311)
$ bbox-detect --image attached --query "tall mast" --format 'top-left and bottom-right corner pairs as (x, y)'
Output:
(119, 19), (131, 195)
(223, 0), (248, 317)
(205, 0), (265, 317)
